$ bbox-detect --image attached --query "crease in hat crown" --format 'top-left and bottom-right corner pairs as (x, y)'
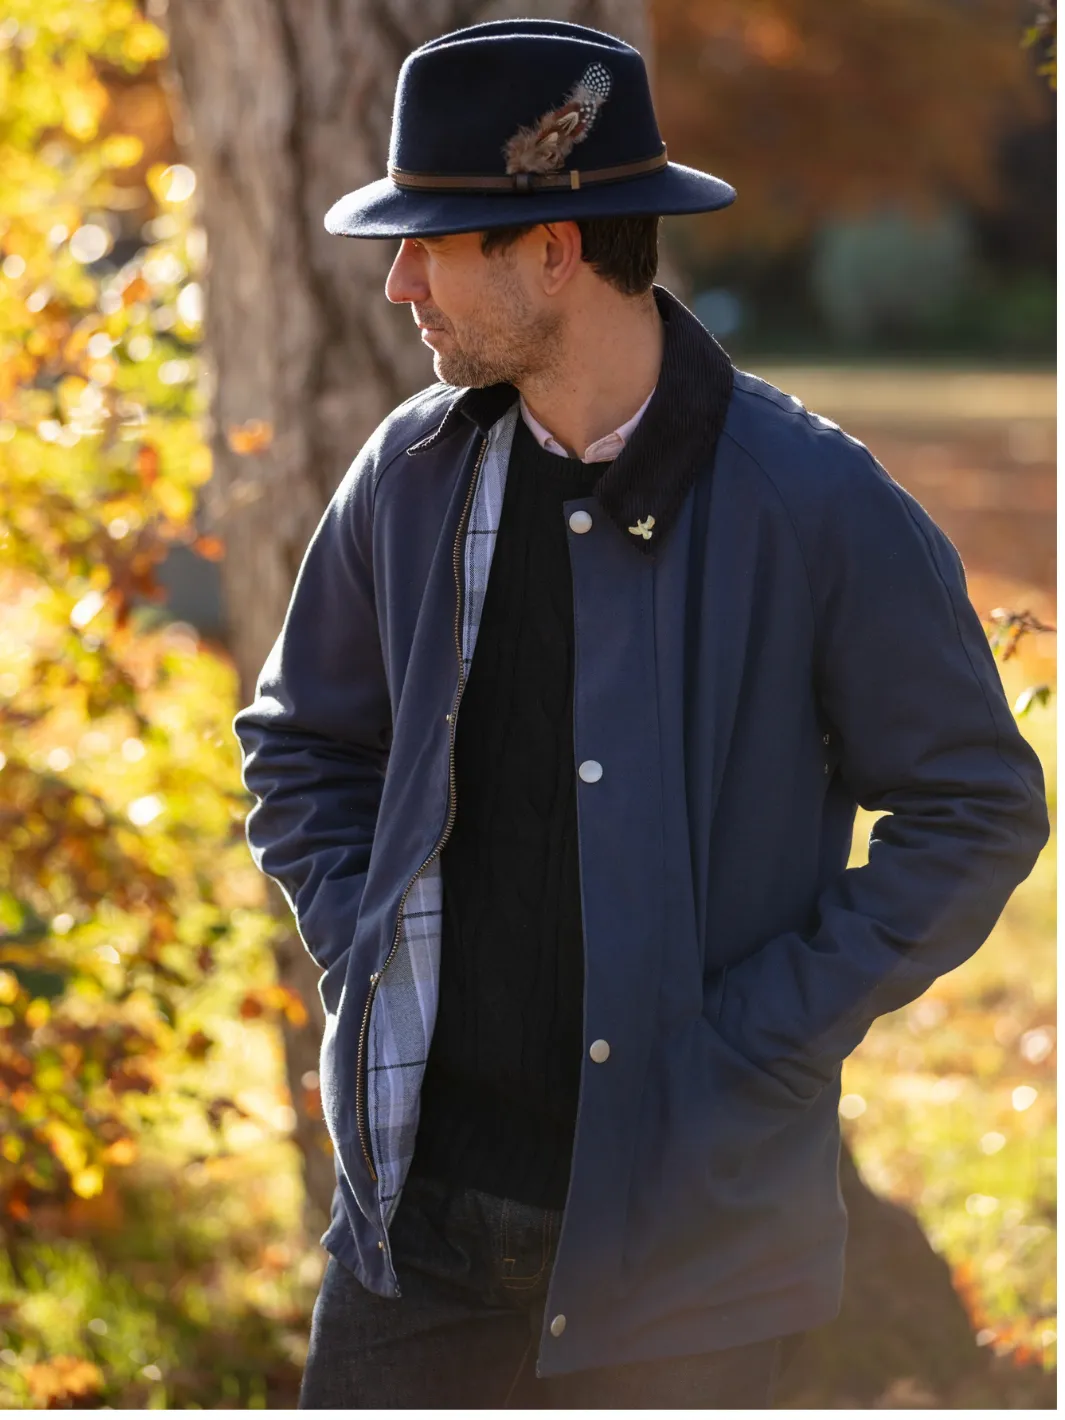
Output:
(323, 18), (736, 239)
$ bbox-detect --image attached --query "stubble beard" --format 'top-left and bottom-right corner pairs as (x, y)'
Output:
(430, 260), (564, 389)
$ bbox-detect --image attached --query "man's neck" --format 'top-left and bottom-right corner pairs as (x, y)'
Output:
(517, 290), (664, 459)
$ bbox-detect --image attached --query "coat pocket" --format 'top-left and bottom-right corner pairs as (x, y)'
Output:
(622, 1015), (834, 1287)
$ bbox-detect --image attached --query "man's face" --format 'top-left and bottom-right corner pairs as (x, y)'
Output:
(384, 228), (563, 388)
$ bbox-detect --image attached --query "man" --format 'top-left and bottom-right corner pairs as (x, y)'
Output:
(232, 18), (1048, 1409)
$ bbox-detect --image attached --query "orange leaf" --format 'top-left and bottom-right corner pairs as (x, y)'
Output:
(25, 1356), (105, 1406)
(284, 997), (309, 1027)
(136, 444), (160, 485)
(122, 275), (150, 306)
(102, 1137), (138, 1165)
(275, 984), (309, 1027)
(226, 419), (274, 455)
(192, 534), (225, 562)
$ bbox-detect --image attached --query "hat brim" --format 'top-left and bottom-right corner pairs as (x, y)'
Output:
(324, 161), (735, 238)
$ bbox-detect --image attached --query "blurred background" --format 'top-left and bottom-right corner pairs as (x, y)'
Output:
(0, 0), (1055, 1408)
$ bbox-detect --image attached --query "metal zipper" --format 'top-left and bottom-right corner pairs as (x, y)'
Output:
(354, 432), (490, 1184)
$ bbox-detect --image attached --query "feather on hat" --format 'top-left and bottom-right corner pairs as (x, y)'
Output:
(503, 62), (612, 175)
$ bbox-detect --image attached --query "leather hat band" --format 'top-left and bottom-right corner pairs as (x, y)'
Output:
(389, 146), (668, 193)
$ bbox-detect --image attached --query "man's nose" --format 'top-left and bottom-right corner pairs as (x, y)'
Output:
(385, 240), (429, 305)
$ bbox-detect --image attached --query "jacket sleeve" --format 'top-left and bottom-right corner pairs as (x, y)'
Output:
(232, 443), (392, 973)
(715, 437), (1049, 1103)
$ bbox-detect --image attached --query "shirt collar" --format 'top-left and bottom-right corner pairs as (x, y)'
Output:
(412, 286), (735, 556)
(518, 384), (656, 463)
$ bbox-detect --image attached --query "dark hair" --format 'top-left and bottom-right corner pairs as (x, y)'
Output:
(480, 215), (660, 296)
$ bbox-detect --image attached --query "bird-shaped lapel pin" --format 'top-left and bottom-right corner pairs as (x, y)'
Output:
(628, 515), (655, 540)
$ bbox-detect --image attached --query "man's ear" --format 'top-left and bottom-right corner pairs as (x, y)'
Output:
(539, 220), (583, 295)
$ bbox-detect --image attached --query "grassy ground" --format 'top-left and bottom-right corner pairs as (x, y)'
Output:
(747, 366), (1056, 424)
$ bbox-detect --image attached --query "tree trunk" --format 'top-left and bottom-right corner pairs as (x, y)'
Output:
(161, 2), (1048, 1406)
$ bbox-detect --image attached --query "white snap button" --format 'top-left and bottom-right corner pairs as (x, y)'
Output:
(589, 1039), (610, 1064)
(578, 760), (602, 783)
(550, 1314), (567, 1337)
(569, 510), (592, 534)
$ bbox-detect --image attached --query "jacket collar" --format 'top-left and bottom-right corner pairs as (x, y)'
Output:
(409, 285), (735, 555)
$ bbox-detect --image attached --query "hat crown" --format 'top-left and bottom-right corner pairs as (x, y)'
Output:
(389, 21), (663, 181)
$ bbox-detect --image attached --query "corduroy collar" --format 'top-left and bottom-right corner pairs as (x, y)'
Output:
(409, 285), (734, 555)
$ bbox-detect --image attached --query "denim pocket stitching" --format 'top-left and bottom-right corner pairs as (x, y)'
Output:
(499, 1201), (551, 1287)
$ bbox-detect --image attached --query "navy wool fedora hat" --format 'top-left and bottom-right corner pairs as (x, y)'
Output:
(324, 18), (736, 239)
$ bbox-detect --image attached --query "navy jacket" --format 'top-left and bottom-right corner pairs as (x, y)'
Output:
(233, 289), (1047, 1378)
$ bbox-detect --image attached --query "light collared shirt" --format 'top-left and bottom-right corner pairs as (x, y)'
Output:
(518, 386), (656, 463)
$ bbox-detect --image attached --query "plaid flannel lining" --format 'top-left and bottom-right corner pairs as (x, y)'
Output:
(369, 405), (520, 1221)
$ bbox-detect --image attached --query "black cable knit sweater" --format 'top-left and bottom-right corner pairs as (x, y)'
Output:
(409, 415), (600, 1209)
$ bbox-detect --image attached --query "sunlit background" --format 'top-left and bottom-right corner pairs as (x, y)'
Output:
(0, 0), (1055, 1407)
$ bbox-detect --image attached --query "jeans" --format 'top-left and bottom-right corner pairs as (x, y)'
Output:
(299, 1174), (804, 1408)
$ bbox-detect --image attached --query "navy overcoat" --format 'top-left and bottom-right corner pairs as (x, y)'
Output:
(233, 289), (1048, 1377)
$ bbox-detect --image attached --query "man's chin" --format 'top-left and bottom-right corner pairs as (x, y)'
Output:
(433, 352), (499, 389)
